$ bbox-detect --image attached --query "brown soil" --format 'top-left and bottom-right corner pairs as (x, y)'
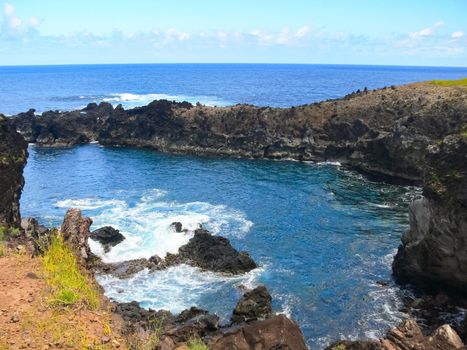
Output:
(0, 249), (127, 350)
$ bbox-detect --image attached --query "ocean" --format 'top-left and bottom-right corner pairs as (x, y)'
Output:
(7, 64), (467, 348)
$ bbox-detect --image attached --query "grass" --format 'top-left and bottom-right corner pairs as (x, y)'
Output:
(42, 235), (99, 309)
(0, 242), (5, 257)
(331, 344), (346, 350)
(430, 78), (467, 87)
(0, 224), (22, 239)
(187, 338), (209, 350)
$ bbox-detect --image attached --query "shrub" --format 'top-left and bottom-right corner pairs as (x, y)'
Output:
(187, 338), (209, 350)
(42, 235), (99, 309)
(0, 242), (5, 257)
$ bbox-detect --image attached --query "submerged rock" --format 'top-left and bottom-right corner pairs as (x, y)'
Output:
(232, 285), (272, 323)
(178, 228), (257, 274)
(90, 226), (125, 251)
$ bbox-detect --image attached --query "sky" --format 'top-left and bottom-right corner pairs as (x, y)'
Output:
(0, 0), (466, 66)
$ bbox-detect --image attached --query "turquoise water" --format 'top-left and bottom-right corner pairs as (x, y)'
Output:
(21, 144), (420, 348)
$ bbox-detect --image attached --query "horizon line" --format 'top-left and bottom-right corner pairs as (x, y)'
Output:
(1, 62), (467, 69)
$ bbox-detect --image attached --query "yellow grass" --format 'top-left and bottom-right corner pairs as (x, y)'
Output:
(430, 78), (467, 87)
(42, 235), (99, 309)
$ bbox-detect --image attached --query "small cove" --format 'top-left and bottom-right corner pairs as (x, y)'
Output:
(21, 144), (421, 348)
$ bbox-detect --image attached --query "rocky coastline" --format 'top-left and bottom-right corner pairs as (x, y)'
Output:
(1, 81), (467, 349)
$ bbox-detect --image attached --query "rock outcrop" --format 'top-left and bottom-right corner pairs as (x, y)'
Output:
(90, 226), (125, 252)
(94, 227), (257, 277)
(210, 314), (308, 350)
(177, 228), (257, 274)
(0, 115), (28, 228)
(10, 83), (467, 184)
(60, 208), (93, 267)
(232, 285), (272, 323)
(326, 319), (464, 350)
(393, 135), (467, 293)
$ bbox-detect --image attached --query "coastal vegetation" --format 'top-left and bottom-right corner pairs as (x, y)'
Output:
(42, 233), (100, 309)
(431, 77), (467, 87)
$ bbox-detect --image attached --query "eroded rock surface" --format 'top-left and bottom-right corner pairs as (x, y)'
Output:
(393, 135), (467, 293)
(0, 115), (28, 228)
(326, 319), (464, 350)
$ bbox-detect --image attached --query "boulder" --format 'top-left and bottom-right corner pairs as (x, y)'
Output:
(178, 228), (257, 274)
(210, 314), (307, 350)
(90, 226), (125, 251)
(115, 301), (173, 334)
(232, 285), (272, 323)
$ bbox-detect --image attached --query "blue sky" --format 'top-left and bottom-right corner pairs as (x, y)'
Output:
(1, 0), (466, 66)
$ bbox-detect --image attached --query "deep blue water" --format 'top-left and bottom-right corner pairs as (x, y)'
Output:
(1, 64), (467, 115)
(22, 145), (420, 348)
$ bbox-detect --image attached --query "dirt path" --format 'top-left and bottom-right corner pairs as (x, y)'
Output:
(0, 252), (126, 349)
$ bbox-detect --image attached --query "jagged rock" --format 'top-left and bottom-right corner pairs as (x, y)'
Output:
(94, 256), (163, 278)
(232, 285), (272, 323)
(178, 228), (257, 274)
(170, 222), (186, 233)
(115, 301), (174, 334)
(210, 314), (307, 350)
(21, 217), (51, 254)
(0, 116), (28, 228)
(90, 226), (125, 251)
(326, 319), (464, 350)
(175, 307), (208, 323)
(60, 208), (93, 267)
(393, 136), (467, 293)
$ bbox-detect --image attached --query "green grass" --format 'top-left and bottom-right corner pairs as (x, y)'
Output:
(430, 78), (467, 87)
(0, 224), (22, 239)
(0, 242), (5, 257)
(42, 235), (99, 309)
(187, 338), (209, 350)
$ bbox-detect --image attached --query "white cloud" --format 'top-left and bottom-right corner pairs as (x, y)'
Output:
(409, 21), (445, 38)
(295, 25), (310, 38)
(28, 16), (40, 28)
(3, 2), (14, 15)
(410, 27), (433, 38)
(451, 31), (464, 39)
(1, 2), (40, 37)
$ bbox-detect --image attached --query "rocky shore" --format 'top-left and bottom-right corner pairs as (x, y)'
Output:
(1, 81), (467, 349)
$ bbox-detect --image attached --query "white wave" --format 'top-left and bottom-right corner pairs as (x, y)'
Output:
(102, 92), (230, 108)
(55, 198), (126, 210)
(96, 264), (264, 314)
(54, 189), (253, 263)
(316, 161), (342, 166)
